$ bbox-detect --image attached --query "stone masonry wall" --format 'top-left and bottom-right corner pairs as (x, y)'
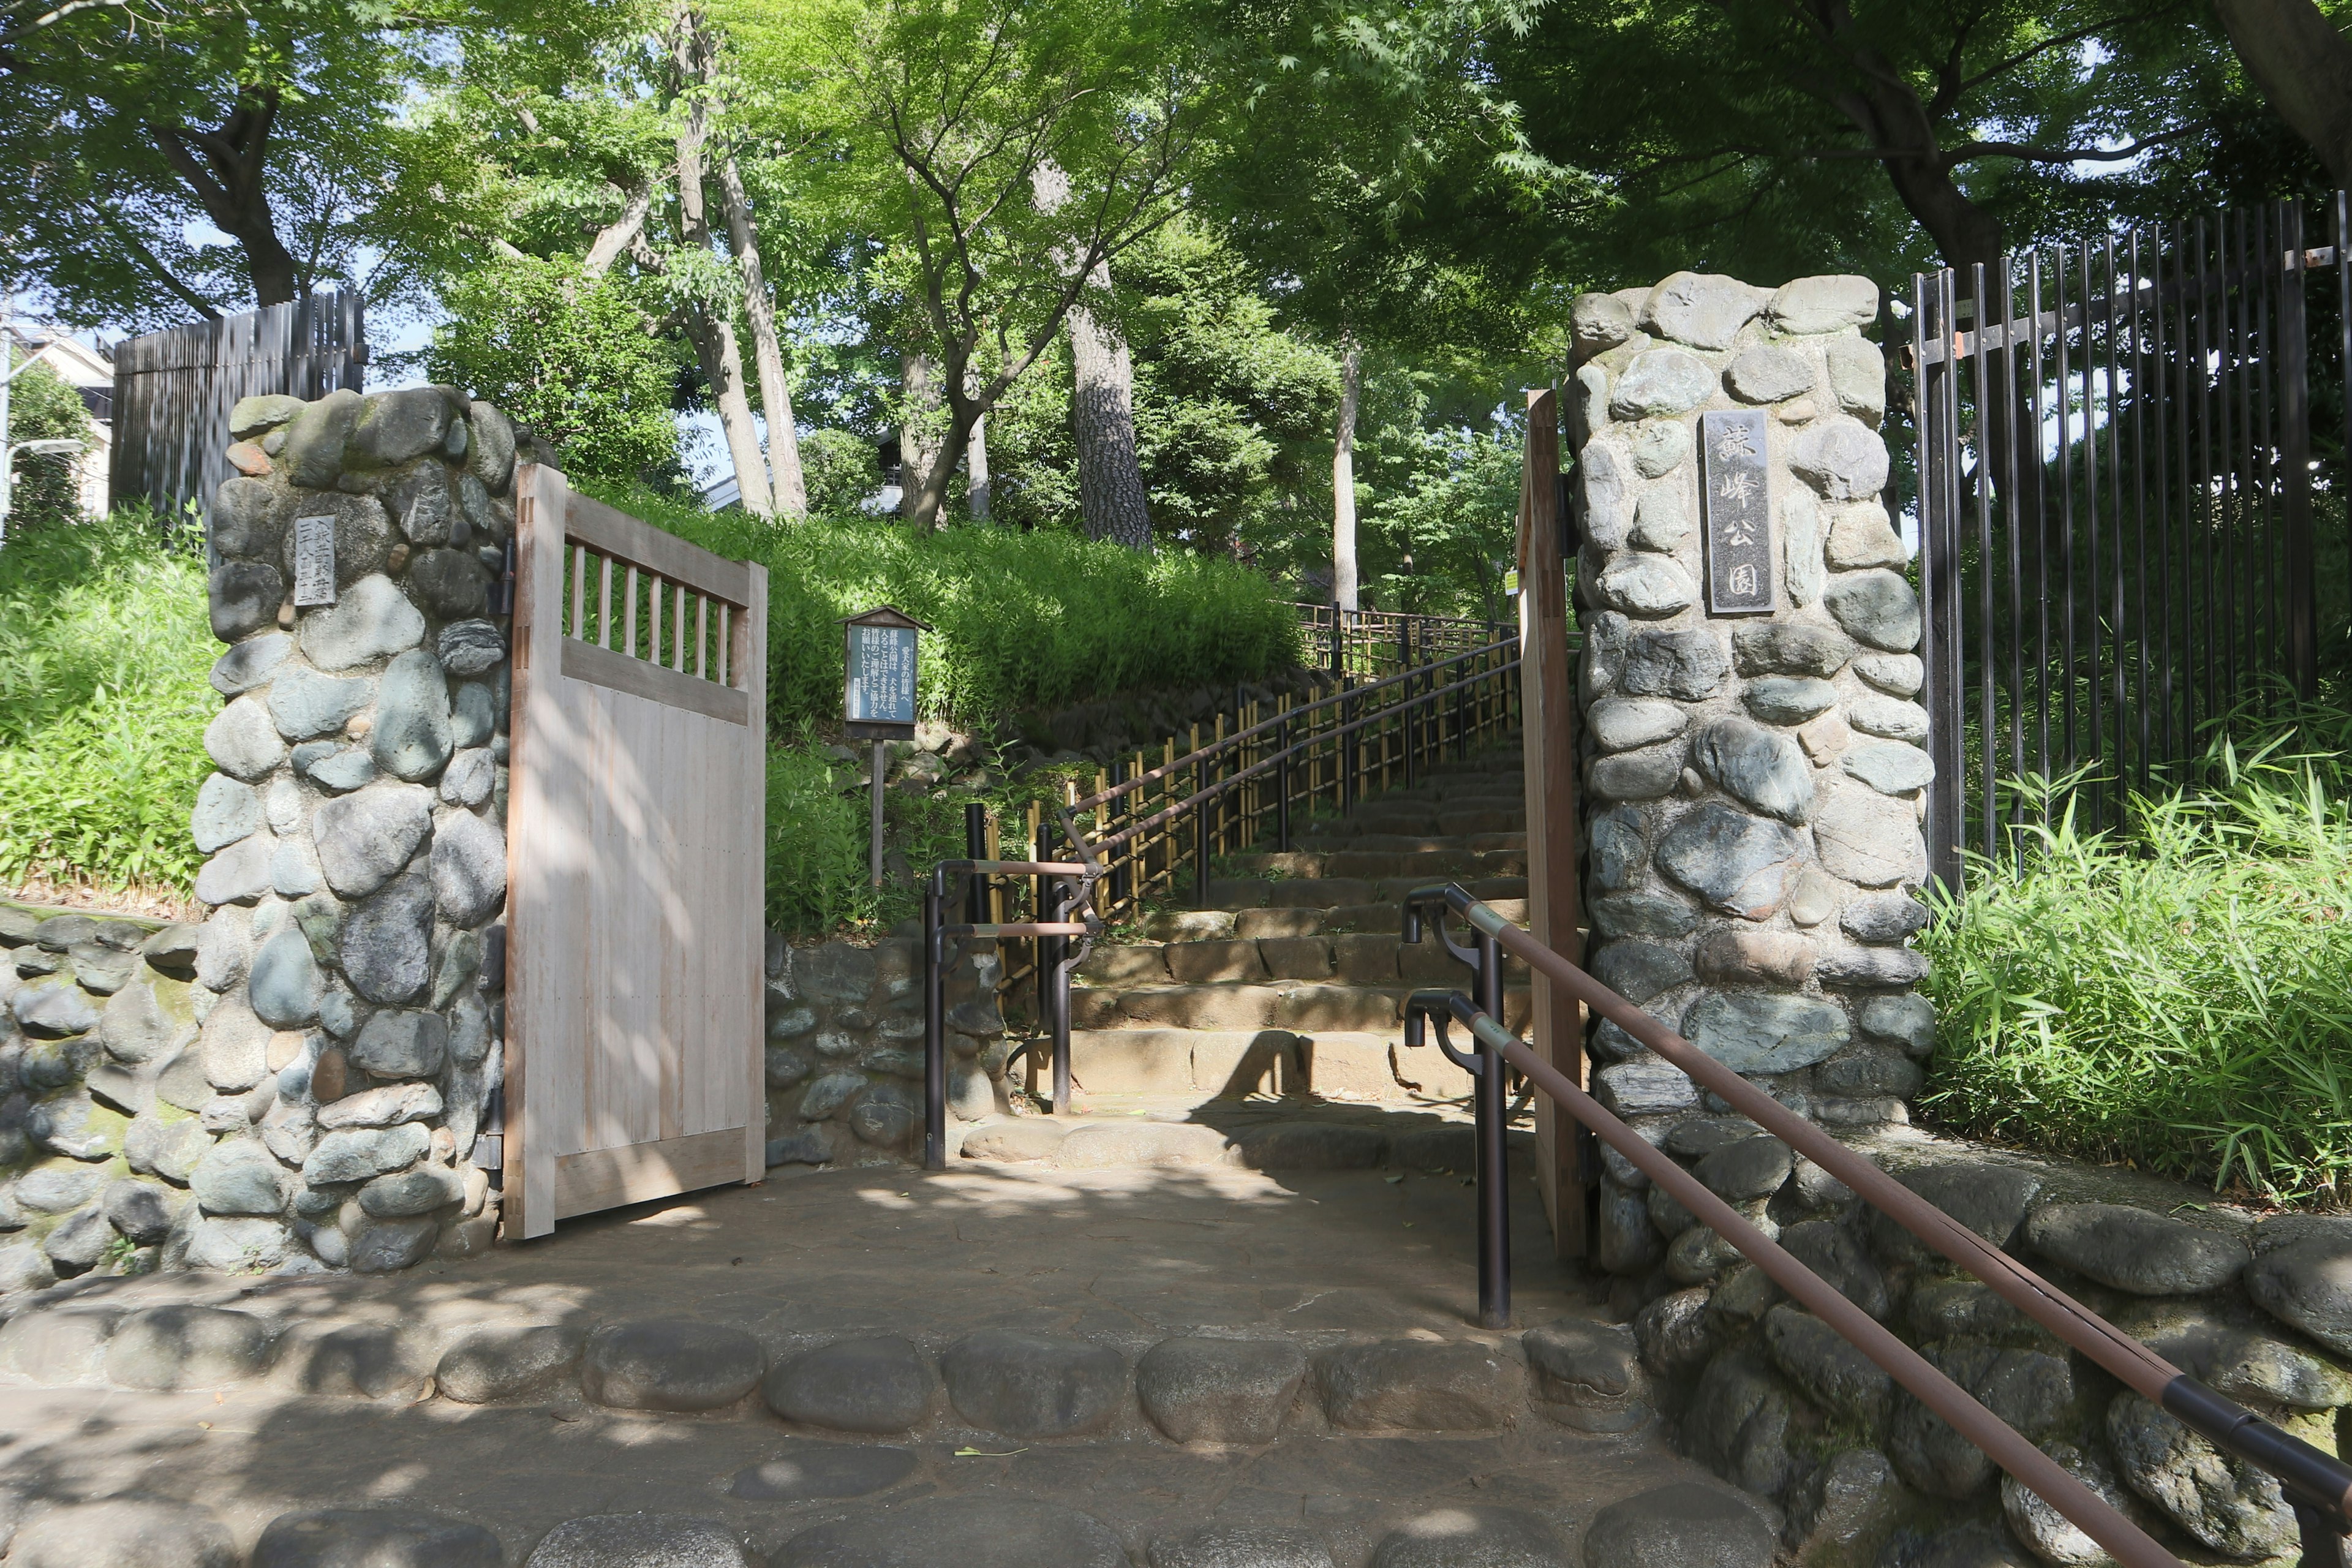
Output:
(1600, 1136), (2352, 1567)
(763, 930), (1007, 1167)
(190, 385), (516, 1278)
(0, 901), (204, 1294)
(1567, 272), (1934, 1221)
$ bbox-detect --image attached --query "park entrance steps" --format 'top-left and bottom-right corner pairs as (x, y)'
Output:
(1044, 741), (1534, 1127)
(0, 1160), (1766, 1567)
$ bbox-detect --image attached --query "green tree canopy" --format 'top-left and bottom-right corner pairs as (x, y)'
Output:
(0, 0), (633, 326)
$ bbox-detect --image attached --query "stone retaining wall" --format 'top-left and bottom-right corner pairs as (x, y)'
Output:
(762, 931), (1006, 1166)
(1568, 270), (1932, 1169)
(1607, 1130), (2352, 1566)
(0, 901), (206, 1294)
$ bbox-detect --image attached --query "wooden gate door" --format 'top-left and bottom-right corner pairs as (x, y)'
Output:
(504, 466), (767, 1239)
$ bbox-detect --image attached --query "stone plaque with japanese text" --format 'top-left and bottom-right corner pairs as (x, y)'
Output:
(292, 514), (338, 607)
(1700, 409), (1774, 614)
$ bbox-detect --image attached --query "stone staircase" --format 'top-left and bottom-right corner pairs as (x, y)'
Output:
(1055, 742), (1535, 1117)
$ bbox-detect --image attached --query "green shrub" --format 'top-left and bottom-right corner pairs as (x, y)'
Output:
(427, 258), (687, 486)
(0, 505), (213, 897)
(1920, 715), (2352, 1204)
(578, 480), (1303, 728)
(799, 429), (879, 517)
(5, 352), (98, 532)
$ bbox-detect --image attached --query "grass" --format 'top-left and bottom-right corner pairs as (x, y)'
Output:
(578, 481), (1303, 728)
(0, 508), (214, 908)
(1919, 706), (2352, 1205)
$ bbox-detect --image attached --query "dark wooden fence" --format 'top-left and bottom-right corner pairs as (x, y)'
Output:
(1909, 197), (2349, 889)
(110, 293), (366, 526)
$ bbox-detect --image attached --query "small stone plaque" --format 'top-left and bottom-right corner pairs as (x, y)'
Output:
(1700, 410), (1773, 615)
(292, 514), (337, 607)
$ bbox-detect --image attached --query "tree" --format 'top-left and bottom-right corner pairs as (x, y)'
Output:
(427, 257), (689, 484)
(728, 0), (1207, 531)
(1196, 0), (1558, 603)
(2210, 0), (2352, 190)
(0, 0), (624, 326)
(1494, 1), (2240, 286)
(1122, 220), (1338, 551)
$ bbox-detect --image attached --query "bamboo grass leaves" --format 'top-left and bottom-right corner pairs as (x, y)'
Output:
(1921, 723), (2352, 1204)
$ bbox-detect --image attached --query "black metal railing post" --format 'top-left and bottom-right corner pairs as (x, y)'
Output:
(1453, 657), (1468, 760)
(1035, 822), (1057, 1027)
(1474, 925), (1510, 1329)
(922, 878), (946, 1170)
(1340, 682), (1356, 814)
(1049, 875), (1076, 1115)
(1106, 760), (1129, 910)
(963, 803), (988, 924)
(1275, 711), (1292, 851)
(2294, 1502), (2351, 1567)
(1194, 754), (1212, 907)
(1401, 620), (1417, 788)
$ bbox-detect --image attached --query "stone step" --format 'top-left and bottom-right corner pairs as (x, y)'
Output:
(1325, 801), (1525, 833)
(1130, 894), (1529, 943)
(959, 1106), (1501, 1169)
(1079, 931), (1529, 988)
(1069, 983), (1534, 1037)
(1199, 871), (1528, 913)
(1221, 845), (1527, 881)
(0, 1293), (1648, 1447)
(0, 1356), (1742, 1568)
(1292, 830), (1529, 854)
(1057, 1023), (1539, 1102)
(1058, 1028), (1416, 1100)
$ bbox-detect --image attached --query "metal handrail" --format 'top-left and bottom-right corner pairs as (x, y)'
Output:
(1074, 651), (1522, 852)
(1070, 636), (1520, 818)
(921, 855), (1103, 1163)
(1050, 631), (1525, 919)
(1400, 880), (2352, 1568)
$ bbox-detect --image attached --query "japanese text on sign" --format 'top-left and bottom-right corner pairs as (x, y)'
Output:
(845, 624), (918, 725)
(1699, 410), (1774, 615)
(292, 514), (338, 608)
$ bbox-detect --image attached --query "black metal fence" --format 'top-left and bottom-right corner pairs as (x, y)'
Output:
(1910, 196), (2350, 888)
(1292, 602), (1516, 679)
(111, 292), (366, 528)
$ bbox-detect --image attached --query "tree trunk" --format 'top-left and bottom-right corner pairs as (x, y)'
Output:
(147, 86), (302, 307)
(2213, 0), (2352, 188)
(1031, 157), (1150, 548)
(967, 415), (992, 523)
(1069, 305), (1152, 548)
(581, 179), (653, 281)
(671, 3), (772, 517)
(900, 352), (943, 527)
(717, 153), (808, 516)
(1332, 337), (1362, 612)
(904, 394), (970, 536)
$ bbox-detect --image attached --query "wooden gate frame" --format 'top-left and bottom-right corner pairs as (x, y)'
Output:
(503, 465), (768, 1240)
(1518, 389), (1588, 1259)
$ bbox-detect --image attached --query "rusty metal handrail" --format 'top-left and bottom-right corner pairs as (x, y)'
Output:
(1402, 880), (2352, 1568)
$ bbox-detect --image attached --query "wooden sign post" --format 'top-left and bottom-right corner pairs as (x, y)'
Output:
(842, 606), (929, 886)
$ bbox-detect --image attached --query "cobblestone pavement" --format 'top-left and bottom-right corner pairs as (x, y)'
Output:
(0, 1161), (1749, 1565)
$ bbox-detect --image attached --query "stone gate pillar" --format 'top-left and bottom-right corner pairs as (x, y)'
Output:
(177, 386), (522, 1275)
(1567, 273), (1935, 1240)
